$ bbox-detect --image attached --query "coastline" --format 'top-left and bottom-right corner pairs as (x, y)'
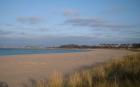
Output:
(0, 49), (137, 87)
(0, 48), (87, 56)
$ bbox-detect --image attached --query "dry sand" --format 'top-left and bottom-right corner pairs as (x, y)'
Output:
(0, 49), (137, 87)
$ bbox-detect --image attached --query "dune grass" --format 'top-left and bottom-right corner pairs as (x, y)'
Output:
(34, 53), (140, 87)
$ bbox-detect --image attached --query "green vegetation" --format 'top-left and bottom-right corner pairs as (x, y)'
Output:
(34, 53), (140, 87)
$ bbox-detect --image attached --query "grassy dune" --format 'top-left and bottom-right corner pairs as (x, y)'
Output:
(32, 53), (140, 87)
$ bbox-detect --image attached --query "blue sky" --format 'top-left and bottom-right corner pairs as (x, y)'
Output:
(0, 0), (140, 46)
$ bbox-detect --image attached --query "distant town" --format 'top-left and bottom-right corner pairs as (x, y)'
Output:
(58, 43), (140, 49)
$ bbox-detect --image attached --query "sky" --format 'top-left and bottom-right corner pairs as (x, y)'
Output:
(0, 0), (140, 47)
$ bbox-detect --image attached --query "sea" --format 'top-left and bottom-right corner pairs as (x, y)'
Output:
(0, 48), (82, 56)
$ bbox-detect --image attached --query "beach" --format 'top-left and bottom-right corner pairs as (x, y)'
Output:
(0, 49), (137, 87)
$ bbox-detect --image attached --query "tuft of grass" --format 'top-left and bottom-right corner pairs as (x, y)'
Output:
(81, 70), (93, 87)
(68, 72), (82, 87)
(35, 53), (140, 87)
(47, 71), (64, 87)
(36, 80), (46, 87)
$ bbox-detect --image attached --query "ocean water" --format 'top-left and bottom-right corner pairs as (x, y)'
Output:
(0, 48), (82, 56)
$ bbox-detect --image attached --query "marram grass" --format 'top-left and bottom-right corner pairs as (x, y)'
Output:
(34, 53), (140, 87)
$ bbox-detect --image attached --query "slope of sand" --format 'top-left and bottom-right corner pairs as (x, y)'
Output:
(0, 49), (136, 87)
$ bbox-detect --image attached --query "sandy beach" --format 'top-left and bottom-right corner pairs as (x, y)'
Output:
(0, 49), (137, 87)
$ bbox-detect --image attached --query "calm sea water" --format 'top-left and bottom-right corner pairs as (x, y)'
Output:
(0, 48), (82, 56)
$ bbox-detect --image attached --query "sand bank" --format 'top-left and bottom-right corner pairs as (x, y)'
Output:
(0, 49), (136, 87)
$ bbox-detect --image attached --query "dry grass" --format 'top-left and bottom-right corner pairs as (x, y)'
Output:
(35, 53), (140, 87)
(47, 71), (64, 87)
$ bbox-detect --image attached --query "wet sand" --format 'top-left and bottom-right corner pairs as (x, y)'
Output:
(0, 49), (136, 87)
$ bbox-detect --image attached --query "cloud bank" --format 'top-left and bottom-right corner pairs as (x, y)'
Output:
(17, 16), (43, 24)
(63, 9), (79, 17)
(64, 17), (135, 29)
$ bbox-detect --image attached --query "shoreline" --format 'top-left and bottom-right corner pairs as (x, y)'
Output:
(0, 48), (131, 57)
(0, 48), (88, 57)
(0, 49), (137, 87)
(0, 49), (90, 58)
